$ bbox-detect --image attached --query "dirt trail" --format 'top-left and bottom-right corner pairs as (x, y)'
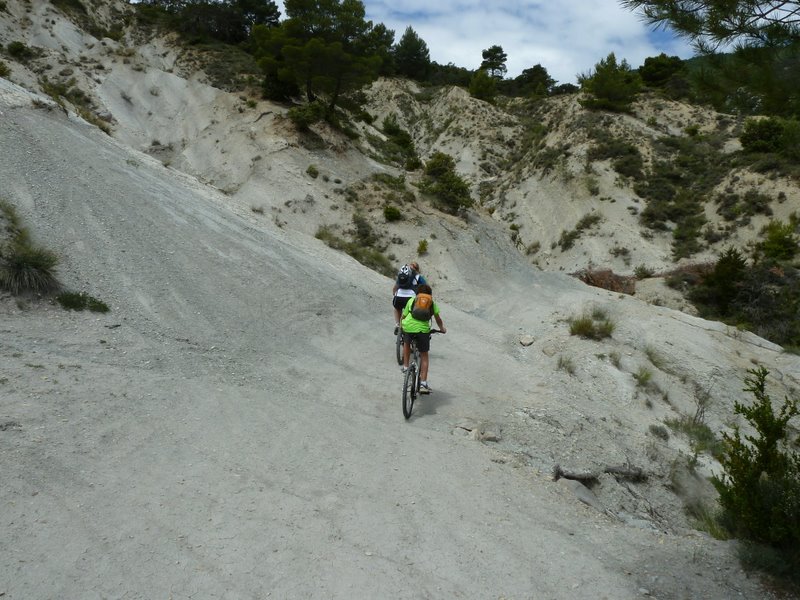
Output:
(0, 80), (781, 599)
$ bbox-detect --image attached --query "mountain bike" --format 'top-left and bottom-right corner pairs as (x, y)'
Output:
(402, 329), (442, 420)
(395, 325), (403, 365)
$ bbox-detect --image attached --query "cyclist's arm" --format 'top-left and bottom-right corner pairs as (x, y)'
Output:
(434, 313), (446, 334)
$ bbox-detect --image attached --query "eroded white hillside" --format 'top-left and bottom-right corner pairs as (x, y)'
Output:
(1, 3), (799, 598)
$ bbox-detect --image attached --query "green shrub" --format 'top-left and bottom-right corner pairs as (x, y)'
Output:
(740, 118), (787, 154)
(687, 503), (731, 540)
(380, 113), (420, 168)
(569, 315), (595, 337)
(738, 542), (800, 584)
(594, 318), (615, 338)
(86, 296), (110, 312)
(738, 117), (800, 168)
(39, 76), (92, 110)
(639, 53), (685, 88)
(417, 239), (428, 254)
(381, 113), (404, 137)
(383, 205), (402, 222)
(315, 225), (393, 277)
(587, 135), (644, 179)
(649, 423), (669, 440)
(715, 189), (773, 223)
(557, 228), (578, 250)
(585, 176), (600, 196)
(424, 151), (456, 179)
(713, 367), (800, 579)
(404, 155), (422, 171)
(288, 101), (325, 131)
(665, 415), (723, 457)
(781, 120), (800, 162)
(372, 173), (406, 190)
(0, 60), (9, 77)
(745, 269), (800, 348)
(636, 135), (728, 255)
(352, 212), (378, 247)
(634, 366), (652, 388)
(612, 153), (644, 179)
(56, 291), (87, 310)
(0, 200), (23, 237)
(6, 41), (35, 60)
(525, 241), (541, 255)
(578, 53), (641, 113)
(754, 219), (799, 262)
(0, 199), (59, 295)
(689, 246), (747, 316)
(568, 311), (614, 340)
(576, 212), (602, 230)
(52, 0), (87, 13)
(671, 209), (706, 260)
(420, 152), (473, 215)
(469, 69), (497, 102)
(0, 243), (60, 295)
(558, 212), (602, 251)
(587, 135), (638, 162)
(684, 258), (800, 348)
(57, 291), (110, 312)
(557, 354), (576, 375)
(306, 164), (319, 178)
(532, 144), (566, 175)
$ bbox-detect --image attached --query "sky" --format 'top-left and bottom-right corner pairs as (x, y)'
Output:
(274, 0), (696, 84)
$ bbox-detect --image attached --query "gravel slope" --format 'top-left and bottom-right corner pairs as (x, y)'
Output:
(0, 79), (786, 599)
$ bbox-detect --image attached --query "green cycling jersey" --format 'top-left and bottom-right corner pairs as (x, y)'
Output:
(401, 296), (440, 333)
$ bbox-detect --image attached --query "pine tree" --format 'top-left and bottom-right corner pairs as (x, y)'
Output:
(480, 45), (507, 79)
(394, 26), (431, 80)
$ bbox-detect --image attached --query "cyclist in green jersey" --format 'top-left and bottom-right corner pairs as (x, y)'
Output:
(401, 283), (446, 394)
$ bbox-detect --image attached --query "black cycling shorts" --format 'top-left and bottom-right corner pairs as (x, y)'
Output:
(393, 295), (413, 310)
(403, 331), (431, 353)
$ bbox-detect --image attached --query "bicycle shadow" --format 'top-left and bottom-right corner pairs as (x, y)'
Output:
(411, 387), (453, 417)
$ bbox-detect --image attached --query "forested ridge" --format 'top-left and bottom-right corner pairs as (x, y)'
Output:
(126, 1), (800, 351)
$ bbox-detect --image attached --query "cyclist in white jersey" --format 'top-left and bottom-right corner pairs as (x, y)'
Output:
(392, 261), (426, 334)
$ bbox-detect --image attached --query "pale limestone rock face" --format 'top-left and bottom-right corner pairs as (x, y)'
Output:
(0, 4), (797, 599)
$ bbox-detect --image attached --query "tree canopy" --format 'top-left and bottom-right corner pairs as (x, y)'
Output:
(578, 52), (642, 112)
(480, 45), (507, 78)
(620, 0), (800, 51)
(137, 0), (580, 107)
(622, 2), (800, 117)
(499, 63), (555, 96)
(469, 69), (497, 102)
(137, 0), (280, 44)
(251, 0), (388, 114)
(394, 26), (431, 80)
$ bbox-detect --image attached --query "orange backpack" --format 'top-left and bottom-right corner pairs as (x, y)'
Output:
(411, 293), (434, 321)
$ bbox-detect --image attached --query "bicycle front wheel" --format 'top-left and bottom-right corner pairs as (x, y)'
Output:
(395, 329), (403, 365)
(402, 365), (417, 419)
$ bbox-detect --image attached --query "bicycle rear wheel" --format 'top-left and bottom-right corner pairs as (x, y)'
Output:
(395, 329), (403, 365)
(402, 365), (417, 419)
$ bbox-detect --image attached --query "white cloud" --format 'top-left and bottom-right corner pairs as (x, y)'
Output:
(274, 0), (695, 84)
